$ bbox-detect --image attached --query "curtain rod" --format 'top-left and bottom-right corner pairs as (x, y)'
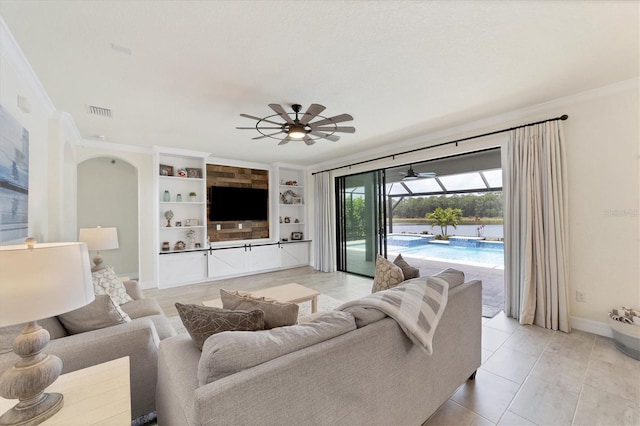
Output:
(312, 114), (568, 175)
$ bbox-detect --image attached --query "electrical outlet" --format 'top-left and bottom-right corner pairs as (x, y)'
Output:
(576, 291), (587, 303)
(238, 223), (243, 229)
(216, 224), (221, 230)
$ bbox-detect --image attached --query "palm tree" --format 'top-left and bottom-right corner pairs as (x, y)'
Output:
(426, 207), (463, 236)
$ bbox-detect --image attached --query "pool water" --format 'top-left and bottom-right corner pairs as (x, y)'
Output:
(394, 242), (504, 267)
(347, 235), (504, 268)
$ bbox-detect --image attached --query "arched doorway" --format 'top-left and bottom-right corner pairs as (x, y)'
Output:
(77, 157), (139, 278)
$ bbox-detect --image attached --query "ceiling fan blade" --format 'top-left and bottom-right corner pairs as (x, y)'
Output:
(236, 126), (282, 130)
(312, 126), (356, 133)
(303, 135), (316, 146)
(240, 113), (282, 126)
(252, 131), (284, 140)
(310, 131), (340, 142)
(418, 172), (437, 178)
(278, 136), (291, 145)
(299, 104), (326, 125)
(308, 113), (354, 128)
(268, 104), (294, 124)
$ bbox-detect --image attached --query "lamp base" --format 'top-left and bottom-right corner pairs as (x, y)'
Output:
(0, 392), (63, 426)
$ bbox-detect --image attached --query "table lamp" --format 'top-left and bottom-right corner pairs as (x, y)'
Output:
(78, 226), (119, 271)
(0, 239), (95, 425)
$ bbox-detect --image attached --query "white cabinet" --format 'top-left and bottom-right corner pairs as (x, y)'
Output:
(279, 241), (310, 268)
(159, 251), (208, 287)
(208, 244), (281, 279)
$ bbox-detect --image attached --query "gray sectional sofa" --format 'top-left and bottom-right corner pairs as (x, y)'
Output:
(0, 280), (175, 420)
(156, 276), (482, 425)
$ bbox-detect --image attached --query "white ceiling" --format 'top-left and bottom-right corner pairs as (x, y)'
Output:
(1, 1), (638, 167)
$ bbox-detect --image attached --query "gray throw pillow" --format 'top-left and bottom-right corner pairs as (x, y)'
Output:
(393, 253), (420, 279)
(57, 294), (131, 335)
(198, 310), (356, 385)
(220, 289), (299, 329)
(433, 268), (465, 289)
(175, 302), (265, 350)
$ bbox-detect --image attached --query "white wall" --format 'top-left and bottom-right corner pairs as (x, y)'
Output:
(309, 79), (640, 334)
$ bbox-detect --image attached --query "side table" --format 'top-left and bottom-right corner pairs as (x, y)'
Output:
(0, 356), (131, 425)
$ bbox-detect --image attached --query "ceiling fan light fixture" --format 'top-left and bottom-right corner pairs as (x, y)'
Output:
(288, 125), (307, 139)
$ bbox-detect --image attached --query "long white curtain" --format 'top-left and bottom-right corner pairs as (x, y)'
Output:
(503, 120), (570, 332)
(313, 172), (336, 272)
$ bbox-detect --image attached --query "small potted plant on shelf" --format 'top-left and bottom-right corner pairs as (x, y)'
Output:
(189, 192), (197, 202)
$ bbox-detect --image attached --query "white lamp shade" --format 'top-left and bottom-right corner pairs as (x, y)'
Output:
(0, 242), (95, 327)
(78, 227), (119, 251)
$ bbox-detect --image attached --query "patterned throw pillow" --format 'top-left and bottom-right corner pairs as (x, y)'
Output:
(175, 303), (265, 351)
(92, 267), (133, 305)
(371, 255), (405, 293)
(393, 253), (420, 279)
(220, 289), (299, 329)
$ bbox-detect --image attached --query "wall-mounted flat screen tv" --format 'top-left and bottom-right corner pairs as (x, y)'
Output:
(208, 186), (269, 222)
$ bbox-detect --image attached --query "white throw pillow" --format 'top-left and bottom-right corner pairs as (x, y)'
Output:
(92, 267), (133, 305)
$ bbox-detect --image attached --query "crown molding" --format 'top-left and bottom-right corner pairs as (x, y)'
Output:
(0, 17), (56, 115)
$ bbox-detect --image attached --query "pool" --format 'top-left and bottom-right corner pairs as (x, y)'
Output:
(348, 234), (504, 268)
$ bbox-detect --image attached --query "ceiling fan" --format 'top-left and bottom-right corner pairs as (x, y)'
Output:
(400, 165), (437, 181)
(236, 103), (355, 146)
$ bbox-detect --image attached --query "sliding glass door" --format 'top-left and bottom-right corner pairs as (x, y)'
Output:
(336, 170), (387, 277)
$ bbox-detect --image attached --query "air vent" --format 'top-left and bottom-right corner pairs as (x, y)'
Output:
(87, 105), (112, 118)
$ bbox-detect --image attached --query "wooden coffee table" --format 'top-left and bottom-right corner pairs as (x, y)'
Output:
(203, 283), (321, 313)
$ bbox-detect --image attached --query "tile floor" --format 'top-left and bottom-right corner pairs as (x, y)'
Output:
(424, 312), (640, 425)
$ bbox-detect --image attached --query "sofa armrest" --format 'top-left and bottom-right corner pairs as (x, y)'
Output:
(123, 279), (145, 300)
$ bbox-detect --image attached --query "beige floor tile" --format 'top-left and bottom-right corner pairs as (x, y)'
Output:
(545, 329), (595, 364)
(592, 336), (640, 370)
(481, 348), (494, 365)
(529, 350), (588, 394)
(585, 359), (640, 404)
(497, 411), (538, 425)
(481, 346), (539, 384)
(503, 325), (553, 356)
(482, 326), (512, 351)
(510, 376), (580, 426)
(451, 369), (520, 423)
(573, 384), (640, 426)
(423, 400), (494, 426)
(485, 312), (521, 334)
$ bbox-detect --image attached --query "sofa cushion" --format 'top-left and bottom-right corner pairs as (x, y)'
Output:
(220, 289), (299, 329)
(198, 310), (357, 385)
(175, 303), (265, 351)
(92, 267), (133, 305)
(393, 254), (420, 279)
(57, 294), (131, 334)
(372, 255), (405, 293)
(433, 268), (465, 289)
(121, 298), (164, 319)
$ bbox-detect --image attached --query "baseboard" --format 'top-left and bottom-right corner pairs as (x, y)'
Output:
(571, 316), (613, 338)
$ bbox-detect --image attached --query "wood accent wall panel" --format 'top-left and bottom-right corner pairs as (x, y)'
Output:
(207, 164), (269, 242)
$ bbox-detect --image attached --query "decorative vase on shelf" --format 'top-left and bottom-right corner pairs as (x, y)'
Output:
(189, 192), (197, 202)
(176, 193), (182, 202)
(163, 190), (170, 202)
(164, 210), (174, 227)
